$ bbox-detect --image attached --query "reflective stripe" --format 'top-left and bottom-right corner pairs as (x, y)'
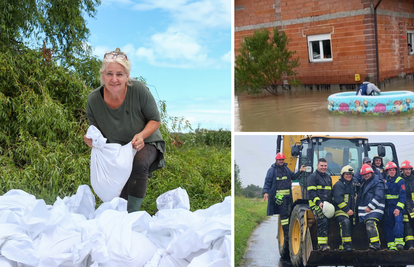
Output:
(405, 236), (414, 241)
(338, 202), (347, 209)
(385, 194), (399, 199)
(410, 212), (414, 218)
(307, 186), (317, 191)
(276, 189), (290, 195)
(388, 242), (396, 250)
(318, 236), (328, 244)
(334, 210), (349, 218)
(404, 215), (409, 222)
(277, 176), (288, 180)
(372, 198), (380, 206)
(339, 245), (344, 250)
(342, 236), (352, 242)
(395, 177), (402, 184)
(395, 238), (405, 246)
(397, 202), (405, 209)
(316, 185), (332, 190)
(368, 203), (375, 210)
(313, 197), (321, 203)
(344, 194), (349, 203)
(281, 218), (289, 225)
(370, 236), (380, 243)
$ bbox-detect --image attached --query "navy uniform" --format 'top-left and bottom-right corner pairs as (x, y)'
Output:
(307, 165), (333, 250)
(384, 161), (406, 250)
(333, 165), (356, 251)
(400, 160), (414, 250)
(263, 153), (302, 247)
(356, 164), (385, 250)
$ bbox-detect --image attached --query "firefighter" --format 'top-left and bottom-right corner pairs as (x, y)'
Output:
(333, 165), (356, 252)
(354, 157), (381, 184)
(384, 161), (406, 250)
(373, 155), (386, 179)
(400, 160), (414, 250)
(356, 164), (385, 250)
(263, 152), (305, 251)
(307, 158), (333, 251)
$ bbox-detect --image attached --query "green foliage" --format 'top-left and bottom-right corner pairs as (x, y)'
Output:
(234, 196), (268, 267)
(0, 0), (101, 66)
(234, 162), (242, 196)
(241, 184), (263, 198)
(235, 28), (301, 95)
(175, 127), (231, 148)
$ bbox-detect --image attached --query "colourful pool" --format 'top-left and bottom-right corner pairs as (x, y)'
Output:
(327, 91), (414, 115)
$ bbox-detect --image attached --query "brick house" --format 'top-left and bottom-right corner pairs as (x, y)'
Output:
(235, 0), (414, 86)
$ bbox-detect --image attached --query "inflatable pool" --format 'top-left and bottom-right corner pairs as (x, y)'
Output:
(327, 91), (414, 115)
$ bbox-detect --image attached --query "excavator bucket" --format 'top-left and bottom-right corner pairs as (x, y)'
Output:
(288, 203), (414, 267)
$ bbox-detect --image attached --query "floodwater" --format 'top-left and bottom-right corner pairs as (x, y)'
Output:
(235, 79), (414, 132)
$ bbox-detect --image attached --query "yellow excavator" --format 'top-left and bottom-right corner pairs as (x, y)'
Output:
(276, 135), (413, 267)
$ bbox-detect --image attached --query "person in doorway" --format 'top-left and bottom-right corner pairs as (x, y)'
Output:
(333, 165), (356, 252)
(356, 76), (381, 96)
(326, 152), (341, 173)
(83, 48), (166, 213)
(263, 153), (305, 253)
(307, 158), (333, 251)
(384, 161), (406, 250)
(356, 164), (385, 250)
(400, 160), (414, 250)
(373, 155), (386, 179)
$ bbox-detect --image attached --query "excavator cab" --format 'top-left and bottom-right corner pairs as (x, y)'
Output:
(276, 135), (413, 267)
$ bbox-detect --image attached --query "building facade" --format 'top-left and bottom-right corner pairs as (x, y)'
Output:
(235, 0), (414, 86)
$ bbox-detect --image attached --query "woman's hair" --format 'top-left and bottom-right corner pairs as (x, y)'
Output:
(99, 56), (133, 86)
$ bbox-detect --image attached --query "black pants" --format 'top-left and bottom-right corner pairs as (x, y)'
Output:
(120, 144), (158, 200)
(279, 197), (291, 240)
(336, 215), (352, 248)
(404, 214), (414, 248)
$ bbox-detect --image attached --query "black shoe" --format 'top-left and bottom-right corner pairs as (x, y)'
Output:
(319, 244), (330, 251)
(345, 247), (352, 252)
(396, 244), (404, 251)
(368, 244), (380, 251)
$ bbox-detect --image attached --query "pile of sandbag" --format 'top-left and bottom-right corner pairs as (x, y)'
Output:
(0, 186), (231, 267)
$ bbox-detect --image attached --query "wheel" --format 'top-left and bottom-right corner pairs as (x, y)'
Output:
(289, 204), (311, 267)
(278, 215), (289, 259)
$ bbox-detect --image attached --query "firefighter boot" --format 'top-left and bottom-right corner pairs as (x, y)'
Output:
(319, 244), (331, 251)
(366, 219), (380, 250)
(343, 242), (352, 252)
(368, 242), (380, 251)
(127, 196), (144, 213)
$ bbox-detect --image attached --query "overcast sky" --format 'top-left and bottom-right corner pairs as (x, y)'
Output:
(234, 134), (414, 187)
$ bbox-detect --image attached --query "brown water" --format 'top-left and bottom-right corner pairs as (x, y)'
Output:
(235, 79), (414, 132)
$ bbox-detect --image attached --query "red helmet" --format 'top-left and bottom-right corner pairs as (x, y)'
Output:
(385, 161), (398, 171)
(275, 153), (286, 160)
(360, 164), (374, 175)
(400, 160), (413, 169)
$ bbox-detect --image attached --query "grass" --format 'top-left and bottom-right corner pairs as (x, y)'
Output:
(234, 196), (269, 267)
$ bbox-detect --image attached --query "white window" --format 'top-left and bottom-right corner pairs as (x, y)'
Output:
(307, 34), (332, 62)
(407, 31), (414, 55)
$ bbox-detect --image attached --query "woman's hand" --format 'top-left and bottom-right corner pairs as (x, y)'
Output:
(84, 135), (93, 147)
(132, 134), (145, 151)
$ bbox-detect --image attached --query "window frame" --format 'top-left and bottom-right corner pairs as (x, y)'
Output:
(407, 31), (414, 56)
(307, 34), (333, 63)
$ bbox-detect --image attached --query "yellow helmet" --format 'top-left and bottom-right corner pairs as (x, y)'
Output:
(340, 165), (354, 175)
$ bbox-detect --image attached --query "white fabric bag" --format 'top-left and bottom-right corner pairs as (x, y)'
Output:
(86, 125), (137, 202)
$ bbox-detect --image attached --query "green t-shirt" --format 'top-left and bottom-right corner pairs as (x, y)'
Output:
(87, 80), (165, 172)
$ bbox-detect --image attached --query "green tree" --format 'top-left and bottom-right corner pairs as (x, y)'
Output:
(0, 0), (101, 69)
(234, 162), (242, 196)
(235, 28), (300, 95)
(242, 184), (263, 198)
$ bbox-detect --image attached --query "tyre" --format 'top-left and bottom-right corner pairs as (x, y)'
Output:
(289, 204), (312, 267)
(278, 215), (289, 259)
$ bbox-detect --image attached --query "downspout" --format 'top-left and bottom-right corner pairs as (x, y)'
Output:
(374, 0), (383, 88)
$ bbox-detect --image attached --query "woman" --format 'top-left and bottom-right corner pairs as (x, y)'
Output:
(83, 48), (165, 212)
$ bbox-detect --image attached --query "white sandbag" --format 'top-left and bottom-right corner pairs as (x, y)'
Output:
(32, 226), (82, 267)
(156, 187), (190, 211)
(0, 223), (39, 266)
(86, 125), (137, 202)
(187, 250), (230, 267)
(0, 256), (17, 267)
(60, 185), (96, 220)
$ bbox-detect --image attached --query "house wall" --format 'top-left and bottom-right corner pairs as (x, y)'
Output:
(235, 0), (414, 85)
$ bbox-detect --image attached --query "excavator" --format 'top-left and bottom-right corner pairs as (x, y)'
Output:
(276, 135), (413, 267)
